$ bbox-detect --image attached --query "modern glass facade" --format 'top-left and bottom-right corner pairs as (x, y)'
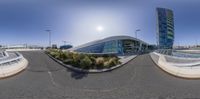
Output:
(76, 42), (105, 53)
(73, 36), (150, 55)
(157, 8), (174, 49)
(103, 40), (118, 53)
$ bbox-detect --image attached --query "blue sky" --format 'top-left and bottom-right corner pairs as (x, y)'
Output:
(0, 0), (200, 46)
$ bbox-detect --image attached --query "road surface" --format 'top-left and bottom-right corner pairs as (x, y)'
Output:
(0, 51), (200, 99)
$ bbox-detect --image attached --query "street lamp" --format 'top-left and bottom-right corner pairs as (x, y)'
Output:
(45, 29), (51, 47)
(62, 41), (72, 45)
(63, 41), (67, 45)
(135, 29), (141, 39)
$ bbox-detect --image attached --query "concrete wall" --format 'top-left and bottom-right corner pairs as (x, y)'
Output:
(0, 58), (28, 78)
(6, 49), (42, 52)
(0, 52), (28, 78)
(150, 52), (200, 78)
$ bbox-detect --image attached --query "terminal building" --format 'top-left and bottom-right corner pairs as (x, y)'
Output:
(157, 8), (174, 49)
(70, 35), (152, 55)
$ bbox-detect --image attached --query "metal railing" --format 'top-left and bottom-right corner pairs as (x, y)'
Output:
(154, 49), (173, 55)
(0, 52), (23, 66)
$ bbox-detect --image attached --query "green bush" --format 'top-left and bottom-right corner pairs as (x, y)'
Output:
(63, 59), (73, 64)
(65, 51), (73, 59)
(50, 51), (56, 57)
(80, 56), (92, 69)
(50, 51), (60, 59)
(72, 53), (81, 64)
(59, 51), (67, 60)
(89, 56), (96, 62)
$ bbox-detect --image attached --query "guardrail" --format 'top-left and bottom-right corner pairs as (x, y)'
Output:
(0, 51), (9, 59)
(153, 52), (200, 67)
(154, 49), (173, 55)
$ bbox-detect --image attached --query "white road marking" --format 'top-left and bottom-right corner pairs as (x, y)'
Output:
(48, 71), (57, 86)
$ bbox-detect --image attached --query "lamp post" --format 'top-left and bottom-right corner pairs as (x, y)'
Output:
(63, 41), (67, 45)
(62, 41), (72, 45)
(135, 29), (141, 39)
(46, 29), (51, 47)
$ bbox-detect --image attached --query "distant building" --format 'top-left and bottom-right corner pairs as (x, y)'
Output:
(60, 45), (73, 49)
(157, 8), (174, 49)
(52, 44), (57, 49)
(1, 44), (43, 49)
(2, 44), (27, 49)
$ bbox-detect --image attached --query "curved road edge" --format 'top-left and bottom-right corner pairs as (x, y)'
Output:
(0, 55), (28, 79)
(150, 52), (200, 79)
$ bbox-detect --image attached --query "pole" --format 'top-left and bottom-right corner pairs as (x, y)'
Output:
(46, 30), (51, 47)
(135, 29), (141, 39)
(63, 41), (67, 45)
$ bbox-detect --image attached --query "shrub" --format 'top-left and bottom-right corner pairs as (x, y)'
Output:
(78, 53), (86, 59)
(89, 56), (96, 62)
(95, 57), (104, 68)
(50, 51), (59, 58)
(50, 51), (56, 57)
(47, 49), (121, 69)
(108, 57), (119, 66)
(55, 53), (60, 59)
(59, 51), (67, 60)
(72, 53), (80, 63)
(80, 56), (92, 69)
(103, 61), (110, 68)
(63, 59), (73, 64)
(104, 57), (120, 68)
(65, 51), (73, 59)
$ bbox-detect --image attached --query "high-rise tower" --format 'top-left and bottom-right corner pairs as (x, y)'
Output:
(157, 8), (174, 49)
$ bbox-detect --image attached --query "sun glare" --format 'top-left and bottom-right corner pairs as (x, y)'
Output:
(96, 26), (104, 32)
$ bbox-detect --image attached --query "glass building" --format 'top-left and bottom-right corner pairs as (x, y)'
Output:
(157, 8), (174, 49)
(70, 36), (151, 55)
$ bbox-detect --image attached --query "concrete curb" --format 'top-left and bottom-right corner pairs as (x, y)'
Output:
(150, 52), (200, 79)
(0, 57), (28, 78)
(46, 53), (136, 73)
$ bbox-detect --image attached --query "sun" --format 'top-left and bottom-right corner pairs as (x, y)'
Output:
(96, 26), (104, 32)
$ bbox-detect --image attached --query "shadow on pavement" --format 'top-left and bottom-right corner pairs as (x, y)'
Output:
(66, 69), (88, 80)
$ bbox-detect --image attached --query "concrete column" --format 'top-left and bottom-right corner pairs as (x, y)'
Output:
(139, 42), (142, 52)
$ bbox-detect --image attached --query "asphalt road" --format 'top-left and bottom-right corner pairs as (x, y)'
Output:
(1, 51), (200, 99)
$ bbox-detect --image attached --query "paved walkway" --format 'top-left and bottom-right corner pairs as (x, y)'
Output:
(0, 51), (200, 98)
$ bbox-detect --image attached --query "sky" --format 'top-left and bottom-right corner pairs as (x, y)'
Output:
(0, 0), (200, 47)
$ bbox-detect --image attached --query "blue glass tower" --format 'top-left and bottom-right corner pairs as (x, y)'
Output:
(157, 8), (174, 49)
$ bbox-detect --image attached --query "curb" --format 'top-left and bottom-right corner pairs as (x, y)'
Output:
(150, 52), (200, 79)
(0, 57), (28, 79)
(46, 53), (137, 73)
